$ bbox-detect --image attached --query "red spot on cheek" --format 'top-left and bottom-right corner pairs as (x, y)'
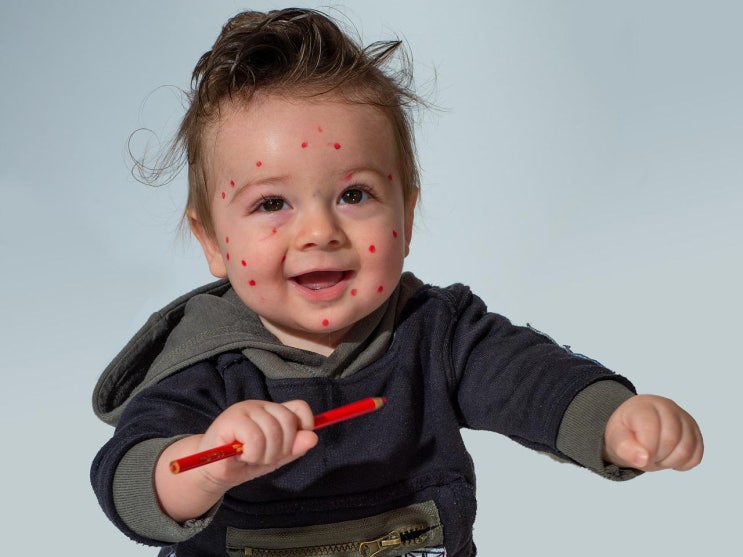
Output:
(351, 289), (358, 296)
(392, 230), (398, 238)
(256, 161), (262, 167)
(249, 279), (256, 286)
(334, 143), (341, 150)
(322, 318), (330, 327)
(272, 228), (277, 234)
(281, 255), (286, 263)
(225, 236), (230, 244)
(226, 252), (230, 261)
(241, 260), (247, 267)
(221, 191), (226, 200)
(377, 285), (384, 293)
(230, 180), (235, 187)
(301, 141), (308, 149)
(387, 173), (393, 181)
(317, 126), (323, 133)
(368, 245), (376, 253)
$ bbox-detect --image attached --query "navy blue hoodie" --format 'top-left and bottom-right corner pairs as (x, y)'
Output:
(91, 273), (637, 556)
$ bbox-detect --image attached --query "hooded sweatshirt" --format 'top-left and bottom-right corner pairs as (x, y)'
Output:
(91, 273), (638, 557)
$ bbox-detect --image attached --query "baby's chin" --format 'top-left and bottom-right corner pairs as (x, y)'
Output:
(254, 314), (347, 353)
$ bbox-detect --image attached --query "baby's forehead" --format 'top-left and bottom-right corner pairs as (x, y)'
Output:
(200, 93), (401, 183)
(205, 93), (396, 152)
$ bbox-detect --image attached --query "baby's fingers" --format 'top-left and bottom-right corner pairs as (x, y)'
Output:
(281, 399), (316, 431)
(239, 402), (309, 464)
(655, 410), (704, 471)
(279, 399), (318, 457)
(605, 395), (703, 472)
(636, 400), (703, 471)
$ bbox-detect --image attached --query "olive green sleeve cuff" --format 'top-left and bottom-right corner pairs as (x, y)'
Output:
(113, 437), (220, 542)
(556, 380), (643, 481)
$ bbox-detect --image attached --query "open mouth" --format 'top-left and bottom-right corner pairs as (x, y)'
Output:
(292, 270), (350, 290)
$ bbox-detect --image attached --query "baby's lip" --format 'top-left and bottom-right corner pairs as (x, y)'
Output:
(291, 270), (350, 290)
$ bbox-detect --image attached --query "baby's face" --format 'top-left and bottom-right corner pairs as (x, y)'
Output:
(192, 94), (414, 354)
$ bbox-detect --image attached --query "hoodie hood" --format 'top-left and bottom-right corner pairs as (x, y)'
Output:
(92, 274), (423, 426)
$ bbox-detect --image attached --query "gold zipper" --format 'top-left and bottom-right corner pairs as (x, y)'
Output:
(243, 525), (433, 557)
(357, 529), (404, 557)
(243, 541), (356, 556)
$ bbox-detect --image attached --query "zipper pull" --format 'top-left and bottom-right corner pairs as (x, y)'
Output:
(358, 531), (402, 557)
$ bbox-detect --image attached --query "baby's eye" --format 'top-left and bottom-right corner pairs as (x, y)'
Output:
(339, 188), (369, 205)
(258, 197), (288, 212)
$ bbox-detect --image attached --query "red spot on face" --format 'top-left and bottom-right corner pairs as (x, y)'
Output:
(377, 285), (384, 293)
(249, 279), (256, 286)
(256, 161), (262, 167)
(334, 142), (341, 150)
(392, 230), (398, 238)
(221, 191), (226, 200)
(317, 126), (323, 133)
(226, 252), (230, 261)
(272, 228), (277, 235)
(387, 173), (393, 181)
(343, 172), (354, 182)
(241, 260), (247, 267)
(281, 255), (286, 262)
(230, 179), (235, 187)
(225, 236), (230, 244)
(301, 141), (308, 149)
(368, 245), (376, 253)
(322, 318), (330, 327)
(351, 288), (358, 296)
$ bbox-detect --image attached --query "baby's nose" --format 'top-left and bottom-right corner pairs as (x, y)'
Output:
(295, 206), (345, 249)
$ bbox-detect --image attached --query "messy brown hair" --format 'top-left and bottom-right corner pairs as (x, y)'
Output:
(138, 8), (422, 239)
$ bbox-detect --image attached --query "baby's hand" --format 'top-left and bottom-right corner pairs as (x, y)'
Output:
(155, 399), (318, 523)
(198, 399), (318, 488)
(603, 394), (703, 472)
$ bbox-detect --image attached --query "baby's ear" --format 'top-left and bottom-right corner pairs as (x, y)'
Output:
(188, 210), (228, 278)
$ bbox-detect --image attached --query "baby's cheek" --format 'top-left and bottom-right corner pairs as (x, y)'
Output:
(268, 227), (279, 239)
(356, 229), (404, 295)
(219, 234), (231, 263)
(227, 224), (285, 270)
(228, 255), (255, 285)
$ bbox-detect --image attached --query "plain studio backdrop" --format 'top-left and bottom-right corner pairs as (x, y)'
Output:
(1, 1), (739, 554)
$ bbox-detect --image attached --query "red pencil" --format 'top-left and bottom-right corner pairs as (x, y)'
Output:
(169, 397), (387, 474)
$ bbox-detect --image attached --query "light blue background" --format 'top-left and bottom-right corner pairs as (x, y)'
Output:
(1, 1), (739, 554)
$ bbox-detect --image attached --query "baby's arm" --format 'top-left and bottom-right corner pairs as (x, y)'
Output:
(603, 395), (703, 471)
(154, 399), (318, 522)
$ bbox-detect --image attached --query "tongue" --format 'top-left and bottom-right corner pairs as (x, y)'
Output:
(294, 271), (345, 290)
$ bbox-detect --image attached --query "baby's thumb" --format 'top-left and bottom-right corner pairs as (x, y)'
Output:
(606, 427), (649, 469)
(291, 430), (318, 458)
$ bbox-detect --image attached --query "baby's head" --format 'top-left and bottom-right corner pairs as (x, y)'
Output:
(172, 8), (422, 352)
(179, 8), (420, 239)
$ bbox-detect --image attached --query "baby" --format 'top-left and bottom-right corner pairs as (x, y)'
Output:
(91, 8), (703, 557)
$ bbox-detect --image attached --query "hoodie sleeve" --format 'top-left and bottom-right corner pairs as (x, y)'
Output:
(442, 285), (640, 479)
(90, 358), (229, 545)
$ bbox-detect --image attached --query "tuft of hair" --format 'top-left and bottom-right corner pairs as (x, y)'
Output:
(135, 8), (423, 239)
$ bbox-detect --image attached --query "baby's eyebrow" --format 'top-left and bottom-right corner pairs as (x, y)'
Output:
(228, 175), (290, 204)
(338, 166), (388, 181)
